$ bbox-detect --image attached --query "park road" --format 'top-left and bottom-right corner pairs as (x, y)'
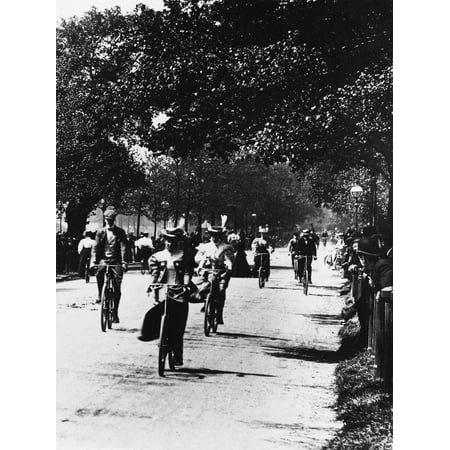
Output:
(57, 246), (344, 450)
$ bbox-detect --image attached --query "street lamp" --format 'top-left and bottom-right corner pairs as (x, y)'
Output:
(350, 185), (363, 229)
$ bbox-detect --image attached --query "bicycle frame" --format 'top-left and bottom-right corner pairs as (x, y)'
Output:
(295, 255), (311, 295)
(201, 269), (223, 336)
(93, 264), (122, 332)
(255, 253), (269, 288)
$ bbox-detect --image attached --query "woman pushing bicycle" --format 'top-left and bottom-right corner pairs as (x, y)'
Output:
(138, 226), (195, 367)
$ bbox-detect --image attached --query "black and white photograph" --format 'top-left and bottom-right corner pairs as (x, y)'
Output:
(55, 1), (394, 448)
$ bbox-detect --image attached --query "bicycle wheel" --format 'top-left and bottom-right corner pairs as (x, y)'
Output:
(107, 288), (114, 329)
(212, 301), (219, 333)
(303, 269), (309, 296)
(100, 284), (108, 332)
(204, 294), (212, 336)
(258, 268), (265, 288)
(158, 318), (169, 376)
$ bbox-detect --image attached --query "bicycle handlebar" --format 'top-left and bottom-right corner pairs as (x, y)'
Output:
(91, 264), (124, 268)
(147, 283), (188, 288)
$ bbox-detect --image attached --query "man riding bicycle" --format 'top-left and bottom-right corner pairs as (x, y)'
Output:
(194, 220), (235, 325)
(295, 229), (317, 284)
(90, 207), (128, 323)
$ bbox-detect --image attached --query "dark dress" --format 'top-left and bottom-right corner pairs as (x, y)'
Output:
(232, 240), (252, 277)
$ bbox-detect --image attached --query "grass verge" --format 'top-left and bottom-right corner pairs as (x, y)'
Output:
(324, 351), (393, 449)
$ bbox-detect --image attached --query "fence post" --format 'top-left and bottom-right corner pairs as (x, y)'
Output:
(382, 290), (393, 393)
(367, 290), (375, 352)
(375, 293), (385, 379)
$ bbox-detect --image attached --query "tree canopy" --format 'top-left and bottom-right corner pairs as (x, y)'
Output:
(56, 0), (392, 236)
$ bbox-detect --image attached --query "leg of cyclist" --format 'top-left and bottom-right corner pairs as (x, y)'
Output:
(298, 257), (306, 283)
(253, 254), (261, 278)
(217, 271), (231, 325)
(95, 267), (106, 303)
(263, 253), (270, 280)
(111, 266), (124, 322)
(171, 299), (189, 366)
(307, 256), (313, 283)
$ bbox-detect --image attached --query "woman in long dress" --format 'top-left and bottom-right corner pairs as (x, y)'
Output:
(232, 233), (252, 277)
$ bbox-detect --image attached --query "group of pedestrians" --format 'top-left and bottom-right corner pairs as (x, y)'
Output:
(287, 228), (318, 284)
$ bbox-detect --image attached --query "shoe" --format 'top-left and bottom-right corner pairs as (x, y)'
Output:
(113, 314), (120, 323)
(200, 305), (205, 312)
(96, 298), (101, 304)
(217, 313), (224, 325)
(173, 358), (183, 366)
(137, 335), (152, 342)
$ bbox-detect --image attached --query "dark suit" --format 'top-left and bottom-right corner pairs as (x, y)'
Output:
(297, 237), (317, 282)
(91, 226), (128, 264)
(91, 226), (128, 317)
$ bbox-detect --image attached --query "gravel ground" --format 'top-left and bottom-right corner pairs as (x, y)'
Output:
(57, 246), (344, 450)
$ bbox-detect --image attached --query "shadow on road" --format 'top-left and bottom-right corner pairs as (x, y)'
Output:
(300, 313), (342, 325)
(264, 344), (341, 363)
(174, 367), (275, 378)
(216, 331), (288, 342)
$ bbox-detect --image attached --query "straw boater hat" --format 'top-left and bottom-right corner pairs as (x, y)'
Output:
(161, 227), (185, 240)
(301, 229), (310, 235)
(104, 207), (118, 218)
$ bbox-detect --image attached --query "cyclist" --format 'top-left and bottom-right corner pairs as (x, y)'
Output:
(287, 232), (300, 268)
(297, 229), (317, 284)
(90, 207), (128, 323)
(321, 229), (328, 247)
(251, 226), (274, 280)
(135, 232), (154, 271)
(194, 225), (235, 325)
(139, 227), (194, 366)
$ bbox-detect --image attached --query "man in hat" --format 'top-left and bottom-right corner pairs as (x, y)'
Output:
(195, 225), (235, 325)
(90, 207), (129, 323)
(297, 229), (317, 284)
(139, 227), (194, 366)
(251, 226), (274, 280)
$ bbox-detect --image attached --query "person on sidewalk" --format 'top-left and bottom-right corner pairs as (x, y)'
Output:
(139, 227), (194, 366)
(135, 232), (154, 271)
(90, 207), (128, 323)
(77, 231), (95, 279)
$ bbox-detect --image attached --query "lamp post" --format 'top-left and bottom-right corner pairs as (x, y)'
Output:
(350, 185), (363, 229)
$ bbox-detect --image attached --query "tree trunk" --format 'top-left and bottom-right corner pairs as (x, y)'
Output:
(65, 201), (94, 238)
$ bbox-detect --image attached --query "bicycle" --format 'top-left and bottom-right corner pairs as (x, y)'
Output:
(147, 283), (188, 376)
(201, 269), (224, 336)
(93, 264), (122, 332)
(255, 253), (269, 288)
(296, 255), (311, 295)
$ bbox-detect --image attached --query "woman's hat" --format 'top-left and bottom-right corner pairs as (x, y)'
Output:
(258, 225), (269, 233)
(161, 227), (185, 240)
(208, 225), (226, 235)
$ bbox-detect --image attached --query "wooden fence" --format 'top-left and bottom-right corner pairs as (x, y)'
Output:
(352, 274), (393, 393)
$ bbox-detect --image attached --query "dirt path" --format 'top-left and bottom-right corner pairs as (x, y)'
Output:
(57, 247), (344, 449)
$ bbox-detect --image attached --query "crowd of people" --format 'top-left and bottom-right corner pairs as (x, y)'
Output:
(58, 206), (392, 365)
